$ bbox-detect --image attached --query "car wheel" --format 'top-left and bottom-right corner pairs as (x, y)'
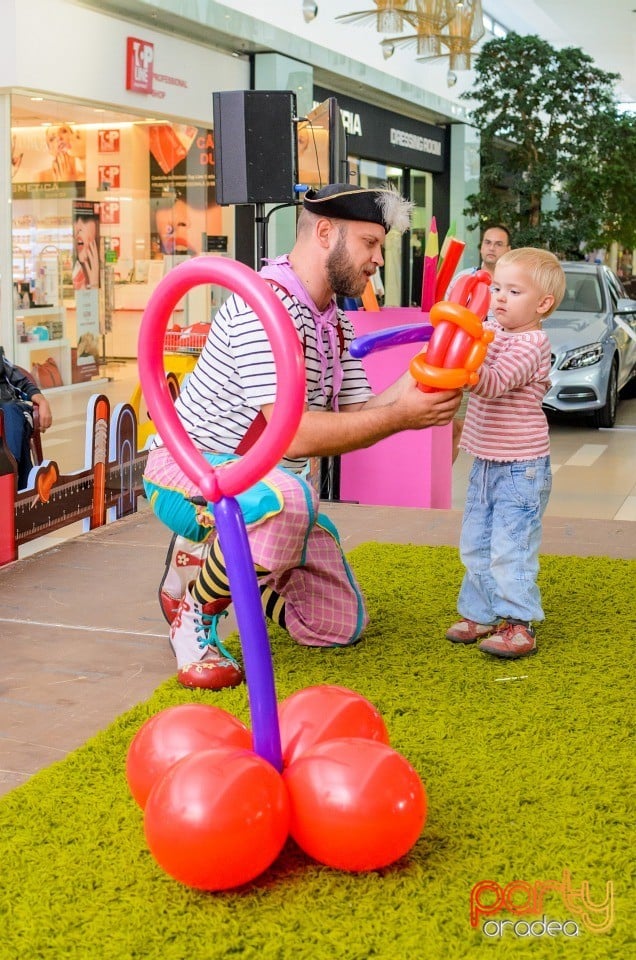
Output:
(593, 359), (618, 428)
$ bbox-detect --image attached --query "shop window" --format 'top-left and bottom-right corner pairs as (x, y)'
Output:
(10, 94), (235, 369)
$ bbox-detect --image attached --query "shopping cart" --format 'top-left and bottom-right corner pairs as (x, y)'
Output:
(163, 323), (211, 355)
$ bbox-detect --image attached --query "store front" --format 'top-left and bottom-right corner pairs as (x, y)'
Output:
(314, 86), (449, 308)
(1, 0), (249, 378)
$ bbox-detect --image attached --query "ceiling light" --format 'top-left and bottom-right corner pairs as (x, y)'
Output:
(302, 0), (318, 22)
(337, 2), (412, 34)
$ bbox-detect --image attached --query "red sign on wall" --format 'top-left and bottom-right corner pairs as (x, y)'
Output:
(98, 165), (120, 189)
(98, 129), (121, 153)
(100, 201), (120, 225)
(126, 36), (154, 94)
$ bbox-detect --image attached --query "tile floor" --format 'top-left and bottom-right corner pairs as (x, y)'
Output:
(0, 360), (634, 796)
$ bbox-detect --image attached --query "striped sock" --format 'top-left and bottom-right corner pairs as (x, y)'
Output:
(192, 537), (287, 628)
(260, 585), (287, 629)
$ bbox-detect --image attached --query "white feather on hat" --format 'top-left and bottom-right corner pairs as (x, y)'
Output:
(377, 183), (414, 234)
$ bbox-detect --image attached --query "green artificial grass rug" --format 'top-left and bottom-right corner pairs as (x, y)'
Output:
(1, 544), (633, 960)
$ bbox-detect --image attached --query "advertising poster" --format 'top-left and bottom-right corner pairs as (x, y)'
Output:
(148, 124), (222, 257)
(11, 125), (87, 200)
(72, 200), (101, 381)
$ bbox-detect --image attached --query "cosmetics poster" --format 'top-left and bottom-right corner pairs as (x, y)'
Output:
(12, 125), (87, 199)
(148, 123), (222, 257)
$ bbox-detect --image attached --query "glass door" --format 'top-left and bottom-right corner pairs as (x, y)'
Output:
(409, 169), (433, 307)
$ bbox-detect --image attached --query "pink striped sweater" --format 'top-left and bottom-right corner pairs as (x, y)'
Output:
(460, 319), (552, 462)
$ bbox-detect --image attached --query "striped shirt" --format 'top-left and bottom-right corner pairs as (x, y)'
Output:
(168, 285), (373, 472)
(460, 319), (552, 462)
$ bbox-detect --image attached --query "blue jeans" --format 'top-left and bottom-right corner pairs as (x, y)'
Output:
(0, 402), (32, 489)
(457, 456), (552, 625)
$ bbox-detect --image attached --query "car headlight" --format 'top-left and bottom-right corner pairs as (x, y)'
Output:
(558, 343), (604, 370)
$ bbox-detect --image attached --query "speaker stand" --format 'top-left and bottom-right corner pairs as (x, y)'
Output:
(255, 203), (268, 267)
(255, 201), (300, 268)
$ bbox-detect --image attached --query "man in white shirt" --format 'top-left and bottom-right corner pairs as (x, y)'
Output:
(144, 184), (462, 690)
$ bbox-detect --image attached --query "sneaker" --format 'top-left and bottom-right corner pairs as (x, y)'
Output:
(478, 621), (537, 659)
(169, 586), (243, 690)
(446, 619), (497, 644)
(158, 533), (211, 624)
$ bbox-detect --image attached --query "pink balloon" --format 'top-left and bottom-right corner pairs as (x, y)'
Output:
(278, 685), (390, 767)
(137, 256), (305, 500)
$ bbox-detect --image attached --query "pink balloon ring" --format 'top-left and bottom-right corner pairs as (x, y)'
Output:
(138, 257), (305, 501)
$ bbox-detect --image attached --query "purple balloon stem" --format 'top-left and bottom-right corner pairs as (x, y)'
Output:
(214, 496), (283, 772)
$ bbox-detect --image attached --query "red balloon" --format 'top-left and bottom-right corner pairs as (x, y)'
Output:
(283, 738), (427, 872)
(144, 746), (290, 890)
(126, 704), (252, 808)
(278, 685), (390, 767)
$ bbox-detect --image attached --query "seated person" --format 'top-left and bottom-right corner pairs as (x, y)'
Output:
(0, 347), (52, 488)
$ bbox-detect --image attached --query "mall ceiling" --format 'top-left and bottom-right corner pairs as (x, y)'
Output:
(488, 0), (635, 107)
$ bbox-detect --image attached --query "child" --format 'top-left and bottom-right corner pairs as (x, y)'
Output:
(446, 248), (566, 658)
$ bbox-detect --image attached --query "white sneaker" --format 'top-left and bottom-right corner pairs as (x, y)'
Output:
(158, 533), (211, 624)
(169, 586), (243, 691)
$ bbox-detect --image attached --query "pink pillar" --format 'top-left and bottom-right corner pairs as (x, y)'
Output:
(339, 308), (452, 509)
(0, 411), (17, 566)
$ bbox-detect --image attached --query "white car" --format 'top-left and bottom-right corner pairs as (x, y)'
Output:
(542, 262), (636, 428)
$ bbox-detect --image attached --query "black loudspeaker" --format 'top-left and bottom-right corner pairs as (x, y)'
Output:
(213, 90), (298, 205)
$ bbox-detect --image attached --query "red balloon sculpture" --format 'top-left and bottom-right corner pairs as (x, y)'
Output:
(129, 256), (430, 890)
(350, 268), (494, 392)
(411, 270), (494, 392)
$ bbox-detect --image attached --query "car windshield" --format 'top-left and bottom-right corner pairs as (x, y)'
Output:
(555, 273), (603, 313)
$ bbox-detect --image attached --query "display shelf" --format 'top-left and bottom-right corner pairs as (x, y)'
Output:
(15, 339), (72, 386)
(12, 218), (73, 302)
(15, 306), (67, 346)
(15, 307), (62, 319)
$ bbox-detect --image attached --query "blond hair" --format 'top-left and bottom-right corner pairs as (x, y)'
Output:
(496, 248), (566, 317)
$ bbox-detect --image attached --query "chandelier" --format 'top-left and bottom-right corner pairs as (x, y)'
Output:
(335, 1), (418, 35)
(341, 1), (485, 74)
(434, 0), (485, 71)
(380, 1), (457, 59)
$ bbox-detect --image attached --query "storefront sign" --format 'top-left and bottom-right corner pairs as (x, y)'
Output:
(125, 35), (188, 99)
(126, 37), (154, 94)
(315, 85), (445, 173)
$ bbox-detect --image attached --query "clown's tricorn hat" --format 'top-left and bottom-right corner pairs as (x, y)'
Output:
(302, 183), (413, 234)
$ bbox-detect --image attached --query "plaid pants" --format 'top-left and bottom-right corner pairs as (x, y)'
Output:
(144, 446), (368, 647)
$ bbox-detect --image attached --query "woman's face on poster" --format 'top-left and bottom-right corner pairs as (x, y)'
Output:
(74, 217), (97, 262)
(46, 124), (74, 156)
(154, 198), (208, 256)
